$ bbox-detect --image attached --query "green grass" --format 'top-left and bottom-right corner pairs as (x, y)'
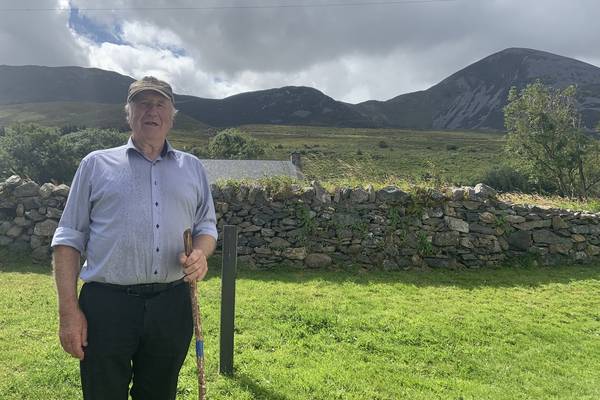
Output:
(1, 249), (600, 399)
(170, 124), (506, 187)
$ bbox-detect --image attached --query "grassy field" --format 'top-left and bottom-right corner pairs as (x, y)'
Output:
(169, 124), (507, 187)
(1, 249), (600, 400)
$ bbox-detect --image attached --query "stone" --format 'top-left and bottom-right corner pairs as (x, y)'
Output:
(505, 215), (526, 224)
(424, 257), (451, 268)
(284, 247), (307, 260)
(586, 244), (600, 257)
(469, 223), (496, 235)
(33, 220), (58, 237)
(552, 216), (569, 230)
(6, 225), (23, 238)
(570, 225), (590, 234)
(261, 228), (275, 237)
(30, 235), (44, 249)
(382, 259), (399, 271)
(22, 197), (42, 210)
(427, 207), (444, 218)
(376, 186), (409, 203)
(367, 185), (376, 203)
(242, 225), (262, 233)
(549, 242), (573, 255)
(332, 213), (359, 228)
(350, 188), (369, 203)
(281, 218), (297, 226)
(450, 188), (465, 201)
(0, 221), (11, 235)
(39, 183), (56, 199)
(479, 212), (496, 224)
(13, 217), (32, 227)
(46, 207), (63, 219)
(508, 231), (532, 251)
(14, 182), (40, 197)
(254, 246), (272, 255)
(16, 204), (24, 217)
(571, 234), (586, 243)
(5, 175), (22, 187)
(347, 244), (362, 255)
(474, 183), (497, 199)
(269, 237), (291, 249)
(462, 201), (481, 210)
(312, 181), (331, 203)
(532, 230), (570, 245)
(52, 184), (70, 197)
(304, 253), (332, 268)
(0, 235), (13, 246)
(433, 231), (459, 246)
(514, 219), (552, 231)
(32, 246), (50, 260)
(459, 237), (474, 249)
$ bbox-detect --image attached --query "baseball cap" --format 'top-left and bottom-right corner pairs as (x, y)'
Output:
(127, 76), (175, 104)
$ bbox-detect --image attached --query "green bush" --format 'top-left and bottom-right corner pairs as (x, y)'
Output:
(0, 123), (127, 183)
(208, 128), (267, 159)
(479, 164), (554, 193)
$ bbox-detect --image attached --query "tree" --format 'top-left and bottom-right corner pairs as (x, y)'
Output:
(504, 81), (600, 198)
(208, 128), (267, 159)
(0, 124), (128, 183)
(0, 123), (72, 183)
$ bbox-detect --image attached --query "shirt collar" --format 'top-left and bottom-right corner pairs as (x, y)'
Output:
(126, 137), (176, 160)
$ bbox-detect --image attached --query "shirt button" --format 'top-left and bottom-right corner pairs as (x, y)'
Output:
(156, 247), (159, 252)
(154, 180), (157, 185)
(156, 224), (159, 229)
(154, 270), (158, 275)
(155, 202), (158, 206)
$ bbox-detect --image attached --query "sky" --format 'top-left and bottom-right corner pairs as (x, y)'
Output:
(1, 0), (599, 103)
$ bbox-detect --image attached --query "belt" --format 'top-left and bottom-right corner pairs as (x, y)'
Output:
(90, 278), (186, 297)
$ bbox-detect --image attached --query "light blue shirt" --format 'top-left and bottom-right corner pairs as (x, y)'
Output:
(51, 138), (218, 285)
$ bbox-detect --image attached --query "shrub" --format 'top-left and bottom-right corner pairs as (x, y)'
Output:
(378, 140), (389, 149)
(208, 128), (267, 159)
(480, 164), (536, 193)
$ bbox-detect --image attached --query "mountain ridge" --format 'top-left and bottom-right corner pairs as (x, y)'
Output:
(1, 47), (599, 131)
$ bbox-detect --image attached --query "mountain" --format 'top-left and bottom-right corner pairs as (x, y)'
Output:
(175, 86), (373, 127)
(1, 48), (600, 131)
(353, 48), (600, 130)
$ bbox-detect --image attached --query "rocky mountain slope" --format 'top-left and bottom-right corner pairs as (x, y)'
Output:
(354, 48), (600, 130)
(1, 48), (599, 131)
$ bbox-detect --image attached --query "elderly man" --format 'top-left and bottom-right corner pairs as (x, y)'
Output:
(52, 76), (217, 400)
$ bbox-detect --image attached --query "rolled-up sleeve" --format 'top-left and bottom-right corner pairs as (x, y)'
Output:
(192, 163), (218, 241)
(51, 157), (92, 254)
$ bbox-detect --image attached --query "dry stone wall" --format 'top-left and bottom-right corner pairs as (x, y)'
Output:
(2, 175), (600, 268)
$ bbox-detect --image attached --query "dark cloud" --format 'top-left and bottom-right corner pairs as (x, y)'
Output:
(1, 0), (599, 101)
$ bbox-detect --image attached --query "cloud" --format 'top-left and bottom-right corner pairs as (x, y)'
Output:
(0, 0), (86, 67)
(1, 0), (600, 102)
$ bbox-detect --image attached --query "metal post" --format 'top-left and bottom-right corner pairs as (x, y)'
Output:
(219, 225), (237, 375)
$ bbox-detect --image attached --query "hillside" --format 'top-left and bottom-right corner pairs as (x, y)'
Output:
(354, 48), (600, 130)
(1, 48), (599, 131)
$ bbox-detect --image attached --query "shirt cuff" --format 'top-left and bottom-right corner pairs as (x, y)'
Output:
(51, 227), (87, 254)
(193, 223), (218, 241)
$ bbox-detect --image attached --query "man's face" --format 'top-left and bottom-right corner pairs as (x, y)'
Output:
(128, 91), (174, 142)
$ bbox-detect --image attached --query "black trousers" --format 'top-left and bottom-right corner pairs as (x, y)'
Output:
(78, 281), (192, 400)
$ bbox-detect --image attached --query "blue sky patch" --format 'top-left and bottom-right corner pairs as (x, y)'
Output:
(68, 6), (124, 45)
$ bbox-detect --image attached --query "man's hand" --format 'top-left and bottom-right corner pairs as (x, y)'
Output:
(179, 248), (208, 282)
(58, 307), (88, 360)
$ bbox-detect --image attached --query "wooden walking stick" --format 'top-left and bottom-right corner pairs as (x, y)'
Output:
(184, 228), (207, 400)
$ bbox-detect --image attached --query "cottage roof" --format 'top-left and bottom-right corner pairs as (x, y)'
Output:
(199, 159), (303, 184)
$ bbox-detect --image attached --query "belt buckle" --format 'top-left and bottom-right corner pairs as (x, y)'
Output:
(126, 286), (141, 296)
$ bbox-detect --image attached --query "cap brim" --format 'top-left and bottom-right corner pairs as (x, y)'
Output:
(127, 88), (174, 104)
